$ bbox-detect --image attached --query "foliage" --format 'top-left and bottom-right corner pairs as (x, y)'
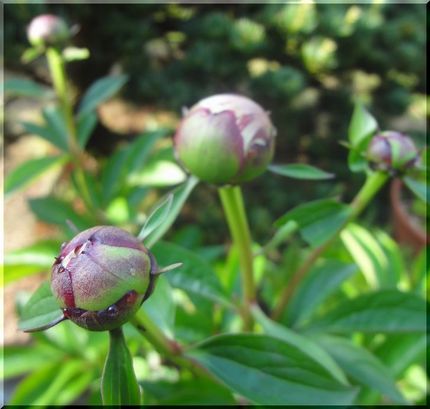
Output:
(3, 3), (428, 407)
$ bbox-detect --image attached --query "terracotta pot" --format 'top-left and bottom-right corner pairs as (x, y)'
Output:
(390, 178), (427, 254)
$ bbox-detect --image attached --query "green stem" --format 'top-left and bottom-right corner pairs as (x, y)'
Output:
(271, 171), (389, 320)
(131, 314), (213, 379)
(45, 47), (94, 213)
(132, 310), (181, 357)
(219, 185), (256, 329)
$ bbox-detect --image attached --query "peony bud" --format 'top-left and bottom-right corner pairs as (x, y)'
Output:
(174, 94), (276, 184)
(367, 131), (419, 173)
(51, 226), (158, 331)
(27, 14), (70, 48)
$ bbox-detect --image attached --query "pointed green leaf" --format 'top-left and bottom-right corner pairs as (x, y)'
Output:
(252, 306), (348, 386)
(138, 194), (173, 241)
(4, 78), (50, 98)
(141, 276), (175, 338)
(28, 196), (93, 231)
(144, 176), (199, 248)
(62, 46), (90, 62)
(348, 103), (378, 147)
(403, 176), (428, 203)
(4, 240), (62, 284)
(317, 335), (407, 404)
(18, 282), (65, 332)
(5, 155), (68, 195)
(151, 241), (232, 307)
(303, 289), (426, 333)
(21, 121), (68, 151)
(76, 111), (97, 148)
(188, 334), (358, 405)
(268, 163), (334, 180)
(42, 106), (69, 148)
(287, 261), (357, 326)
(102, 328), (141, 405)
(78, 75), (128, 116)
(275, 199), (350, 247)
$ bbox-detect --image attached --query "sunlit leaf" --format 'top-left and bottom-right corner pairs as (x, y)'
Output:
(5, 155), (68, 195)
(268, 163), (334, 180)
(144, 176), (199, 248)
(18, 282), (65, 332)
(78, 75), (128, 116)
(138, 194), (173, 241)
(303, 289), (426, 333)
(317, 335), (407, 404)
(188, 334), (358, 405)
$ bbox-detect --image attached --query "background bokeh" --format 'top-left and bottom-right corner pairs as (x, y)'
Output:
(5, 2), (426, 245)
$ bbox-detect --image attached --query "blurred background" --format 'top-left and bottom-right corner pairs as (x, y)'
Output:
(3, 1), (427, 339)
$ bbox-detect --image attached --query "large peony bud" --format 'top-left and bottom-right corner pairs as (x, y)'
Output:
(174, 94), (276, 184)
(51, 226), (158, 331)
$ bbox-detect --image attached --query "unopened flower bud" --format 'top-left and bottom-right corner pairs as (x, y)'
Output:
(27, 14), (70, 48)
(51, 226), (158, 331)
(174, 94), (276, 184)
(367, 131), (419, 173)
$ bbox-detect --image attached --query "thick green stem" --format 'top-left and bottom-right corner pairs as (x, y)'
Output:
(45, 47), (95, 214)
(271, 171), (389, 320)
(219, 185), (256, 329)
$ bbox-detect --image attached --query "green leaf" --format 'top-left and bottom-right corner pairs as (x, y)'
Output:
(4, 78), (50, 98)
(144, 176), (199, 248)
(252, 306), (348, 386)
(129, 159), (186, 187)
(102, 328), (141, 405)
(141, 276), (175, 338)
(76, 111), (97, 148)
(287, 261), (357, 326)
(303, 289), (426, 333)
(5, 155), (68, 195)
(348, 103), (378, 147)
(268, 163), (334, 180)
(4, 240), (61, 284)
(10, 360), (85, 405)
(373, 334), (426, 378)
(317, 335), (407, 404)
(275, 199), (350, 247)
(152, 241), (232, 307)
(347, 103), (378, 172)
(2, 344), (63, 379)
(21, 47), (44, 63)
(188, 334), (358, 405)
(18, 282), (65, 332)
(9, 363), (62, 405)
(78, 75), (128, 116)
(138, 194), (173, 241)
(21, 121), (68, 151)
(29, 196), (92, 231)
(62, 46), (90, 62)
(142, 378), (235, 405)
(42, 106), (69, 148)
(341, 224), (398, 289)
(403, 176), (428, 203)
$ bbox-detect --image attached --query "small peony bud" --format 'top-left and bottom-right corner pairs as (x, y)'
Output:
(174, 94), (276, 184)
(367, 131), (419, 173)
(51, 226), (158, 331)
(27, 14), (70, 48)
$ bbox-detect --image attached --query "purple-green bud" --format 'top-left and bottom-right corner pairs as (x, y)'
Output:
(27, 14), (70, 48)
(367, 131), (419, 173)
(51, 226), (157, 331)
(174, 94), (276, 184)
